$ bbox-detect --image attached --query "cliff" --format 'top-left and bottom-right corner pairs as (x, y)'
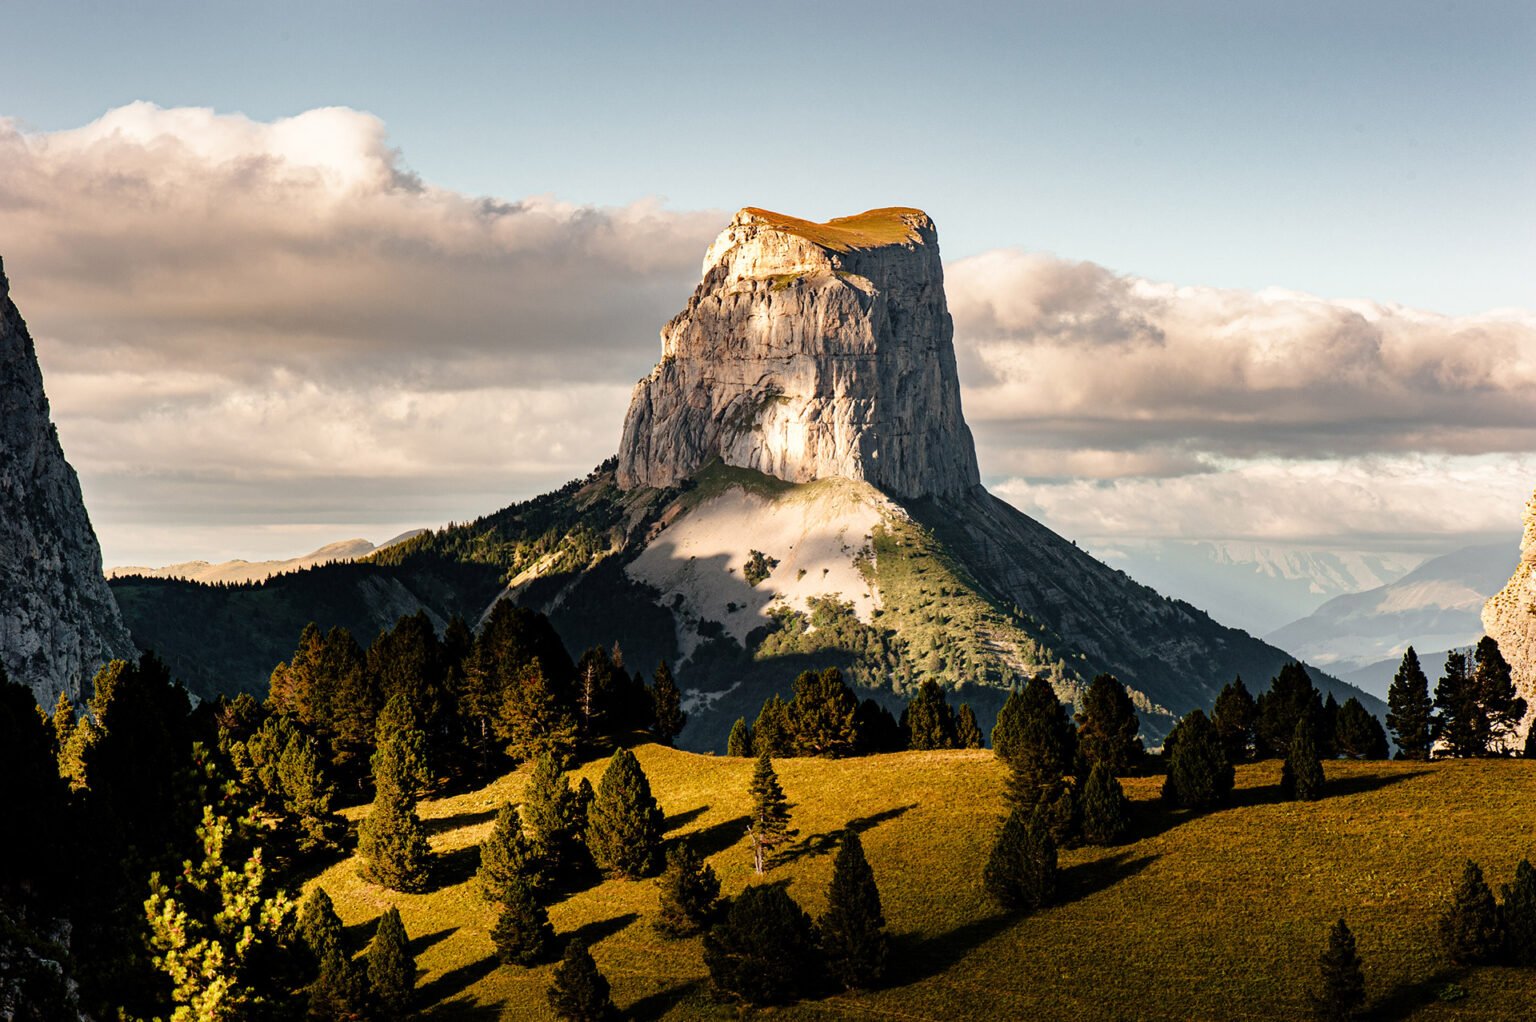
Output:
(616, 207), (981, 499)
(1481, 489), (1536, 741)
(0, 258), (135, 703)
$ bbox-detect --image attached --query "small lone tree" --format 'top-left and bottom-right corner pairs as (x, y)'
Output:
(955, 704), (985, 749)
(1308, 918), (1366, 1022)
(703, 884), (820, 1006)
(819, 831), (888, 990)
(586, 748), (664, 879)
(650, 661), (686, 746)
(492, 877), (556, 966)
(357, 727), (433, 892)
(1281, 717), (1326, 802)
(546, 937), (617, 1022)
(296, 886), (342, 973)
(1439, 860), (1503, 965)
(476, 803), (544, 901)
(1500, 858), (1536, 965)
(1079, 761), (1131, 845)
(654, 843), (721, 937)
(367, 907), (415, 1020)
(1161, 710), (1234, 810)
(1385, 648), (1434, 759)
(748, 752), (793, 875)
(726, 717), (753, 757)
(984, 805), (1057, 913)
(1212, 676), (1258, 763)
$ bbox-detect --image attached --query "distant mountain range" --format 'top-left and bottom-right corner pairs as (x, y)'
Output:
(107, 531), (427, 585)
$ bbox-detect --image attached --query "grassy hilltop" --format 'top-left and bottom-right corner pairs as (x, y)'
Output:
(314, 747), (1536, 1020)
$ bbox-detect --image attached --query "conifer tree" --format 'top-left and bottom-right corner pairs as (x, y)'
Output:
(1161, 710), (1234, 810)
(1308, 918), (1366, 1022)
(1433, 650), (1480, 757)
(1470, 636), (1527, 754)
(309, 945), (370, 1022)
(1211, 676), (1258, 764)
(819, 831), (888, 990)
(357, 726), (433, 892)
(1000, 677), (1076, 809)
(1320, 692), (1341, 758)
(491, 877), (556, 966)
(748, 751), (793, 875)
(702, 884), (820, 1006)
(495, 662), (578, 766)
(901, 680), (959, 750)
(1080, 760), (1131, 845)
(521, 753), (583, 883)
(547, 937), (617, 1022)
(50, 689), (75, 758)
(367, 907), (415, 1020)
(1439, 860), (1503, 964)
(1500, 858), (1536, 966)
(1333, 698), (1389, 760)
(477, 802), (545, 901)
(991, 688), (1028, 763)
(955, 704), (985, 749)
(726, 717), (753, 757)
(786, 667), (860, 756)
(296, 886), (343, 972)
(984, 805), (1057, 913)
(275, 727), (342, 851)
(854, 698), (904, 753)
(586, 748), (664, 879)
(1075, 673), (1141, 775)
(650, 660), (687, 745)
(654, 844), (721, 937)
(752, 695), (795, 756)
(1385, 647), (1434, 759)
(1281, 717), (1326, 801)
(1256, 663), (1321, 759)
(375, 693), (431, 795)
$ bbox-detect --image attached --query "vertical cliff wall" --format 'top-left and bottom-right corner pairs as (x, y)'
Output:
(1482, 488), (1536, 741)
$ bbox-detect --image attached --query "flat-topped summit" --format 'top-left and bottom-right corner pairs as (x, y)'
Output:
(617, 206), (981, 499)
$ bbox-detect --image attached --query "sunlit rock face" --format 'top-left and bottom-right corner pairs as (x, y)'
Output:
(0, 257), (135, 704)
(1482, 489), (1536, 741)
(616, 206), (981, 499)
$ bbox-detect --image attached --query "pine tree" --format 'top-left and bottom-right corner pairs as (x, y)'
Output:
(521, 753), (584, 884)
(752, 695), (795, 756)
(491, 877), (556, 966)
(357, 726), (433, 892)
(1433, 650), (1480, 757)
(586, 749), (664, 879)
(1161, 710), (1234, 810)
(786, 667), (861, 756)
(296, 886), (343, 972)
(702, 884), (820, 1006)
(1079, 761), (1131, 845)
(1334, 698), (1389, 760)
(1075, 673), (1142, 775)
(901, 680), (959, 750)
(367, 907), (415, 1020)
(1281, 717), (1326, 801)
(546, 937), (617, 1021)
(309, 945), (370, 1022)
(984, 805), (1057, 913)
(1471, 636), (1527, 754)
(1385, 647), (1434, 759)
(1439, 860), (1503, 964)
(375, 693), (431, 795)
(476, 802), (545, 901)
(1320, 692), (1340, 758)
(955, 704), (985, 749)
(1500, 858), (1536, 966)
(854, 698), (904, 753)
(1308, 918), (1366, 1022)
(654, 843), (721, 937)
(650, 661), (687, 745)
(1211, 676), (1258, 764)
(991, 688), (1027, 763)
(495, 662), (578, 766)
(998, 677), (1075, 808)
(726, 717), (753, 757)
(819, 831), (888, 990)
(748, 752), (793, 875)
(277, 728), (342, 851)
(50, 689), (75, 759)
(1256, 663), (1321, 759)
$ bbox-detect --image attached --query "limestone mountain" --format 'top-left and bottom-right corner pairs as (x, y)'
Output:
(0, 257), (134, 704)
(1482, 489), (1536, 741)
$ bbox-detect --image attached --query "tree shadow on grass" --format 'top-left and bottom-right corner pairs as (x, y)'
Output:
(888, 913), (1018, 987)
(1137, 769), (1430, 841)
(428, 844), (481, 892)
(408, 926), (457, 958)
(662, 804), (710, 833)
(420, 997), (500, 1021)
(416, 955), (501, 1006)
(775, 804), (917, 867)
(672, 814), (751, 858)
(568, 911), (640, 949)
(627, 980), (705, 1021)
(1057, 852), (1158, 905)
(1367, 964), (1467, 1021)
(424, 806), (500, 836)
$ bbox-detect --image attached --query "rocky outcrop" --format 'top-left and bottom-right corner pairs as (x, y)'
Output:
(0, 257), (135, 704)
(617, 207), (981, 499)
(1481, 489), (1536, 740)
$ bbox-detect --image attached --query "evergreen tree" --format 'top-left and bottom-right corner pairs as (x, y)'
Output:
(819, 831), (888, 990)
(1471, 636), (1527, 754)
(748, 752), (793, 875)
(375, 693), (431, 795)
(1385, 647), (1434, 759)
(465, 602), (576, 766)
(477, 803), (545, 901)
(297, 886), (368, 1019)
(1334, 698), (1389, 760)
(296, 886), (342, 969)
(586, 749), (664, 879)
(521, 753), (585, 884)
(367, 907), (415, 1020)
(50, 689), (75, 759)
(491, 877), (556, 966)
(1000, 677), (1076, 809)
(649, 661), (687, 745)
(357, 726), (433, 892)
(786, 667), (861, 756)
(854, 699), (904, 753)
(984, 805), (1057, 913)
(1434, 650), (1480, 757)
(1281, 717), (1326, 801)
(1212, 676), (1258, 764)
(726, 717), (753, 757)
(1308, 918), (1366, 1022)
(1500, 858), (1536, 966)
(654, 843), (721, 937)
(1075, 673), (1142, 775)
(752, 695), (795, 757)
(495, 662), (578, 766)
(901, 680), (959, 750)
(367, 611), (451, 765)
(1256, 663), (1321, 758)
(1320, 692), (1341, 758)
(1439, 860), (1503, 965)
(1161, 710), (1234, 810)
(277, 728), (342, 851)
(546, 937), (617, 1022)
(1079, 761), (1131, 845)
(955, 704), (985, 749)
(991, 688), (1028, 763)
(702, 884), (820, 1006)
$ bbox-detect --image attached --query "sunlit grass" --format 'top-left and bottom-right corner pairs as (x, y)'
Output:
(742, 207), (927, 252)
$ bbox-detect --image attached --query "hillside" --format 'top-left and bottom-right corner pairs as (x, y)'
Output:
(314, 745), (1536, 1020)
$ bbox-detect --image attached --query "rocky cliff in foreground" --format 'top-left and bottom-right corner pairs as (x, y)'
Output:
(0, 257), (135, 703)
(1482, 489), (1536, 741)
(617, 207), (980, 499)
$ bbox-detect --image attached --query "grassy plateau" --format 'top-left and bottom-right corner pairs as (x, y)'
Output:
(314, 747), (1536, 1020)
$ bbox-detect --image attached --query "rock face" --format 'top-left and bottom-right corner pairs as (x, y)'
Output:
(617, 207), (981, 499)
(1481, 489), (1536, 740)
(0, 257), (134, 704)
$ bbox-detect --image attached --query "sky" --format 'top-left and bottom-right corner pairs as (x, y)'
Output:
(0, 0), (1533, 571)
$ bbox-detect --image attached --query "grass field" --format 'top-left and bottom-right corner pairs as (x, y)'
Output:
(311, 747), (1536, 1020)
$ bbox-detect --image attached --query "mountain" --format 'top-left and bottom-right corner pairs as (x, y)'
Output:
(1482, 489), (1536, 740)
(1264, 541), (1516, 685)
(109, 207), (1383, 746)
(106, 530), (427, 585)
(0, 257), (135, 704)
